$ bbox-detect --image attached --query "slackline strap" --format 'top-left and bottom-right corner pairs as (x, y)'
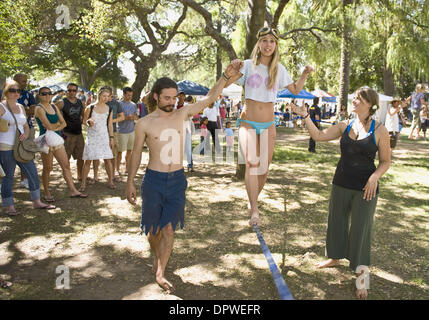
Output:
(253, 225), (294, 300)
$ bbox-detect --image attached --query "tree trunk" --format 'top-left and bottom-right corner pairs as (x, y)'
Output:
(237, 0), (266, 180)
(383, 65), (395, 96)
(216, 9), (222, 81)
(0, 77), (5, 91)
(245, 0), (266, 59)
(79, 67), (89, 90)
(338, 2), (352, 110)
(131, 63), (150, 104)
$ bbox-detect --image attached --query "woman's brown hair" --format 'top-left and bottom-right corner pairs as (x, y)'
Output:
(355, 87), (379, 123)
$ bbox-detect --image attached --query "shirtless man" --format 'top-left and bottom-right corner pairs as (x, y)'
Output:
(126, 62), (240, 293)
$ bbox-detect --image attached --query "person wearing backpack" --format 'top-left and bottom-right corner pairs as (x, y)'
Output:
(80, 88), (114, 192)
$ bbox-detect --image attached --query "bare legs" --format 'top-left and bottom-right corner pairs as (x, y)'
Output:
(80, 160), (92, 191)
(80, 159), (114, 191)
(76, 159), (84, 181)
(41, 147), (86, 198)
(147, 224), (175, 293)
(239, 124), (276, 226)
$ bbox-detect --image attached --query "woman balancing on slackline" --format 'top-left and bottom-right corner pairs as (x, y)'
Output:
(292, 87), (391, 299)
(224, 26), (314, 226)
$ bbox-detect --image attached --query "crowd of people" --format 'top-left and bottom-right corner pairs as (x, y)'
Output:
(1, 26), (427, 298)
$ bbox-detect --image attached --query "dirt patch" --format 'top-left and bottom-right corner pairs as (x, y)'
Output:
(0, 125), (427, 300)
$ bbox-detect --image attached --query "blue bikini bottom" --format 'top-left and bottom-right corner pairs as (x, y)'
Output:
(236, 119), (275, 135)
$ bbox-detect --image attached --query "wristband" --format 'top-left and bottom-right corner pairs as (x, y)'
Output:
(221, 72), (230, 81)
(303, 113), (309, 119)
(109, 136), (114, 139)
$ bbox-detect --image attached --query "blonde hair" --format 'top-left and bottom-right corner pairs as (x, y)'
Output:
(415, 83), (424, 92)
(250, 31), (279, 90)
(96, 88), (110, 102)
(1, 80), (20, 101)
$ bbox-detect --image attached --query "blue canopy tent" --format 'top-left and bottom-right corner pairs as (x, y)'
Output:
(277, 89), (316, 99)
(322, 96), (337, 103)
(177, 80), (209, 96)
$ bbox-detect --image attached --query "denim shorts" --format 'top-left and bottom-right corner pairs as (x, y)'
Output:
(140, 168), (187, 236)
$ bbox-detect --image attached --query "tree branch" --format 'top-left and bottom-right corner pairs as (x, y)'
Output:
(161, 5), (188, 51)
(89, 58), (114, 85)
(280, 26), (338, 43)
(272, 0), (290, 29)
(178, 0), (237, 60)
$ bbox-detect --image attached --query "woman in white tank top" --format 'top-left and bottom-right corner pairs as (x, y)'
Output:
(0, 80), (54, 215)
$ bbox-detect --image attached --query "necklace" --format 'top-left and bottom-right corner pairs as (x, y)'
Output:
(353, 119), (369, 140)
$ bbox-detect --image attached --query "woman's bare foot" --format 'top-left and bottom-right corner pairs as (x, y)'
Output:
(249, 210), (260, 226)
(156, 276), (175, 294)
(355, 288), (368, 299)
(315, 259), (340, 269)
(79, 184), (86, 192)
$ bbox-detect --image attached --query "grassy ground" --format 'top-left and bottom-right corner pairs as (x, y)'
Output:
(0, 124), (427, 300)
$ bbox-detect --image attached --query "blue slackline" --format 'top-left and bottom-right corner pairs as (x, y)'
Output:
(253, 225), (294, 300)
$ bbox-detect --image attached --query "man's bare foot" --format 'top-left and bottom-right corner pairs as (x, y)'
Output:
(355, 288), (368, 299)
(249, 210), (260, 226)
(315, 259), (340, 269)
(156, 276), (175, 294)
(152, 257), (158, 274)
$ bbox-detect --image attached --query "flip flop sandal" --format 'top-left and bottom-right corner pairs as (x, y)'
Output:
(37, 204), (56, 210)
(70, 193), (88, 198)
(43, 196), (55, 203)
(7, 210), (21, 216)
(0, 280), (12, 288)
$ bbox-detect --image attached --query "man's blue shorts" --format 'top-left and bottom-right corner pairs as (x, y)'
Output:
(140, 168), (188, 236)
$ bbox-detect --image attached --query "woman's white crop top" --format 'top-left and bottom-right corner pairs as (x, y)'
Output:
(236, 59), (293, 103)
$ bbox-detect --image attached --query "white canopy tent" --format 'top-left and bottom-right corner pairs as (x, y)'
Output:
(222, 83), (242, 107)
(348, 91), (393, 125)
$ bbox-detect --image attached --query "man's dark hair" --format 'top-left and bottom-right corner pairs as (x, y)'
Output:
(186, 95), (193, 102)
(123, 87), (133, 94)
(148, 77), (178, 110)
(67, 83), (79, 90)
(39, 86), (51, 93)
(313, 97), (320, 105)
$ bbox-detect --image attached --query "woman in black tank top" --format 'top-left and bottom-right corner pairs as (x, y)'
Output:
(292, 87), (391, 299)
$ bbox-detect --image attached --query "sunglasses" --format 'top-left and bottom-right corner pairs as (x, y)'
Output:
(258, 27), (280, 40)
(8, 88), (23, 94)
(40, 92), (52, 96)
(68, 89), (77, 92)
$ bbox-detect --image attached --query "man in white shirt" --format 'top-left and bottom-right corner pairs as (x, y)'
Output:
(202, 102), (221, 153)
